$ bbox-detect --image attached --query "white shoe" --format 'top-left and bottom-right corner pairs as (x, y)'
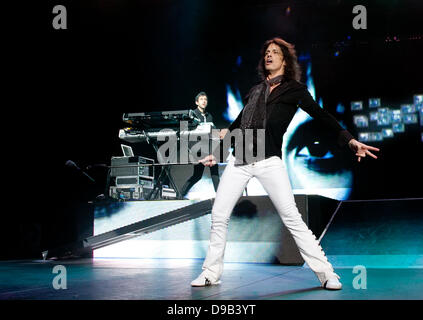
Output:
(323, 275), (342, 290)
(191, 272), (221, 287)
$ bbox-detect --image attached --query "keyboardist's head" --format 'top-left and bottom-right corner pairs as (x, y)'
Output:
(195, 91), (208, 113)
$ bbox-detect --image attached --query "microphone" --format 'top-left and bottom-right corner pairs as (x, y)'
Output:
(65, 160), (96, 183)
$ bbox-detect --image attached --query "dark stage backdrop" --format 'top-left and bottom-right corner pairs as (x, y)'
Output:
(3, 0), (423, 258)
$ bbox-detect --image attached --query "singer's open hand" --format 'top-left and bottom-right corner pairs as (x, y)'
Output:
(199, 154), (217, 167)
(348, 139), (380, 162)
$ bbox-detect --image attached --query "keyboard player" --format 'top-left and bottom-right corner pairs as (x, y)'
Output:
(180, 91), (220, 198)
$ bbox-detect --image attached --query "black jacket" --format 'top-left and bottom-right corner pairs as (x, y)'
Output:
(227, 79), (354, 161)
(191, 107), (215, 127)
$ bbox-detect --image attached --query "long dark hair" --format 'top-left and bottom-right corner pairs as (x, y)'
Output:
(257, 37), (302, 82)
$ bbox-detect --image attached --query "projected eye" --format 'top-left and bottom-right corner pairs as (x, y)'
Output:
(296, 145), (334, 160)
(297, 146), (310, 157)
(286, 119), (348, 174)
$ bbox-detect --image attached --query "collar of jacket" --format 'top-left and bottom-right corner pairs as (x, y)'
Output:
(265, 79), (302, 105)
(194, 107), (208, 117)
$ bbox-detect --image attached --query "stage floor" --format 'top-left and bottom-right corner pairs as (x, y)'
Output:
(1, 258), (422, 300)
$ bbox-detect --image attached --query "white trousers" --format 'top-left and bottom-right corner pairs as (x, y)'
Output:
(202, 155), (338, 285)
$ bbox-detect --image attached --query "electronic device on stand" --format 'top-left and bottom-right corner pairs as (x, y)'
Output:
(110, 110), (216, 200)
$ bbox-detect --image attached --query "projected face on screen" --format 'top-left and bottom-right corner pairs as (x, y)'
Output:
(282, 109), (353, 200)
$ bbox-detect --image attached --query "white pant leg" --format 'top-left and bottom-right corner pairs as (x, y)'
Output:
(201, 158), (252, 281)
(254, 156), (337, 285)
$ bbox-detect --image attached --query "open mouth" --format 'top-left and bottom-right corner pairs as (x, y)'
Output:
(265, 58), (273, 65)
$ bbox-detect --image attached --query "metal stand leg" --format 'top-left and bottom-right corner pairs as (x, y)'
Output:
(105, 168), (112, 199)
(147, 142), (182, 200)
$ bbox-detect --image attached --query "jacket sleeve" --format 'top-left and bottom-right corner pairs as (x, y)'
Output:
(297, 86), (354, 147)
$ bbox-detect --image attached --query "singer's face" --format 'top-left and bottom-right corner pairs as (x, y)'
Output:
(196, 95), (208, 109)
(264, 43), (285, 74)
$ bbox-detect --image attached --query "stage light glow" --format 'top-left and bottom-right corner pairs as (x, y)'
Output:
(306, 62), (316, 100)
(382, 128), (394, 138)
(401, 104), (416, 113)
(351, 101), (363, 111)
(354, 115), (369, 128)
(336, 103), (345, 114)
(224, 84), (243, 122)
(285, 6), (291, 15)
(369, 98), (381, 108)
